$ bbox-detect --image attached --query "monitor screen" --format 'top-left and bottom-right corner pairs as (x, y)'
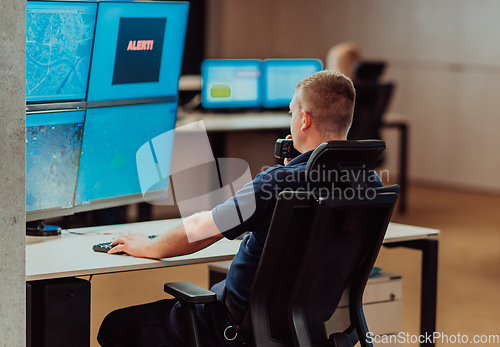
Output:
(26, 111), (85, 220)
(26, 1), (97, 103)
(87, 1), (189, 103)
(74, 102), (177, 210)
(201, 59), (263, 109)
(262, 59), (323, 108)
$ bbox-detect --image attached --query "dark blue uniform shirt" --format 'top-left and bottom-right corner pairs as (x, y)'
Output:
(212, 150), (383, 311)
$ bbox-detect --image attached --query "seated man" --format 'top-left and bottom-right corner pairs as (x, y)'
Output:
(98, 70), (383, 347)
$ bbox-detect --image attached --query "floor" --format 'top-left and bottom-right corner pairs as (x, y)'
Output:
(375, 185), (500, 346)
(90, 184), (500, 346)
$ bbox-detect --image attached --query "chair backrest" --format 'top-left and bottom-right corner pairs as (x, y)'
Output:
(353, 62), (386, 84)
(248, 141), (399, 347)
(347, 83), (394, 141)
(305, 140), (386, 190)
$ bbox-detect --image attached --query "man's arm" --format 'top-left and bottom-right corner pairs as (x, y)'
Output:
(109, 211), (224, 259)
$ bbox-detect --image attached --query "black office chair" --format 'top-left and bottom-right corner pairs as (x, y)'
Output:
(348, 83), (394, 142)
(164, 140), (399, 347)
(352, 62), (386, 85)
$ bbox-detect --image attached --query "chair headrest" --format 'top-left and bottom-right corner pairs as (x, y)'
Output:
(305, 140), (386, 188)
(354, 61), (386, 83)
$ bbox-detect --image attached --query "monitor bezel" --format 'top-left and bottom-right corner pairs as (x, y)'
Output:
(26, 190), (170, 222)
(201, 59), (264, 109)
(26, 102), (87, 113)
(71, 190), (170, 214)
(26, 207), (75, 222)
(86, 96), (177, 109)
(261, 58), (323, 109)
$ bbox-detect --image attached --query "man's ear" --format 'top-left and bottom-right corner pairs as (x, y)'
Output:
(300, 110), (313, 131)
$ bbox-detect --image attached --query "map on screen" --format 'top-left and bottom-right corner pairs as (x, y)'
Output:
(26, 2), (97, 102)
(26, 111), (85, 212)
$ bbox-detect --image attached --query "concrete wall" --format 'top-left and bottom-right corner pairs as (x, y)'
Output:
(0, 0), (26, 345)
(206, 0), (500, 193)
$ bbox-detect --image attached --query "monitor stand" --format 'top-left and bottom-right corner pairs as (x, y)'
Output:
(26, 220), (61, 236)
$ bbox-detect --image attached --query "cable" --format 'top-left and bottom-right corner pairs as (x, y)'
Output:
(178, 93), (201, 117)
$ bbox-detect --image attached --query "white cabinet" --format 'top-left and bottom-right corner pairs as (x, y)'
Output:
(325, 272), (403, 347)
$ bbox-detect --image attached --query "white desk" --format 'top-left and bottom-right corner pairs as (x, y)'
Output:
(26, 220), (438, 347)
(26, 220), (437, 281)
(384, 222), (438, 243)
(26, 219), (241, 281)
(176, 112), (291, 132)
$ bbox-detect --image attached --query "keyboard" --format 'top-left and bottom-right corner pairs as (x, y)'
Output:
(93, 235), (158, 254)
(94, 232), (248, 254)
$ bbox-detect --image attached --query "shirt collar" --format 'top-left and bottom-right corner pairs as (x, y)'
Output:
(286, 150), (314, 166)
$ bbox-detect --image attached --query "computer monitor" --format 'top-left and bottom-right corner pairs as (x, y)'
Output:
(26, 110), (85, 222)
(201, 59), (263, 109)
(25, 1), (187, 235)
(87, 1), (189, 104)
(26, 1), (97, 103)
(262, 59), (323, 108)
(73, 102), (178, 212)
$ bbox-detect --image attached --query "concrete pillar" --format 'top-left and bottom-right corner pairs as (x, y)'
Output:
(0, 0), (26, 345)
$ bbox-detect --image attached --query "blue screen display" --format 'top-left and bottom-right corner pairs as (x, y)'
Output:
(75, 103), (177, 205)
(201, 60), (263, 109)
(26, 2), (97, 103)
(87, 2), (189, 102)
(26, 111), (85, 212)
(262, 59), (323, 108)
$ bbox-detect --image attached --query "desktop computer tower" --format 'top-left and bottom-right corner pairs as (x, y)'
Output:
(29, 278), (90, 347)
(27, 282), (32, 347)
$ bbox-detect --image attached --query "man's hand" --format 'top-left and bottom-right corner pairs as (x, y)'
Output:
(284, 134), (293, 165)
(107, 212), (223, 259)
(109, 233), (153, 257)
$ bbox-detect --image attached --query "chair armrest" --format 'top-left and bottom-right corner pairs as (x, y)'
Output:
(164, 282), (217, 347)
(164, 282), (217, 304)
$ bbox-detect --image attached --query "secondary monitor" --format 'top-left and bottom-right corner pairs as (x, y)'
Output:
(26, 1), (98, 103)
(262, 59), (323, 108)
(201, 59), (263, 109)
(26, 110), (85, 222)
(87, 1), (189, 104)
(73, 102), (178, 212)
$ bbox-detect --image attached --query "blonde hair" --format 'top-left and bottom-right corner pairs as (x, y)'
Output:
(295, 70), (355, 138)
(326, 43), (361, 79)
